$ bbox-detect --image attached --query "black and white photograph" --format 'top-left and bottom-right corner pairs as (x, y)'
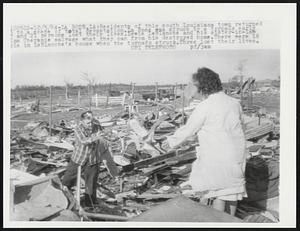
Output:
(3, 3), (296, 228)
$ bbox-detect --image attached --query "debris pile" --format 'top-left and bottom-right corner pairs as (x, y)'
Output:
(10, 102), (280, 222)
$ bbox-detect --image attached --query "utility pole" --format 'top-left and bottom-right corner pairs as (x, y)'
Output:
(155, 82), (159, 118)
(248, 77), (253, 110)
(130, 82), (135, 116)
(237, 59), (247, 107)
(65, 84), (68, 100)
(174, 82), (177, 110)
(105, 82), (112, 108)
(131, 83), (135, 101)
(89, 84), (92, 111)
(95, 93), (98, 107)
(49, 86), (52, 136)
(227, 78), (231, 96)
(155, 82), (158, 102)
(181, 84), (185, 125)
(240, 75), (244, 104)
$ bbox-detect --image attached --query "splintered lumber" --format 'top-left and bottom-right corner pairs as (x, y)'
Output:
(141, 163), (169, 176)
(16, 136), (48, 148)
(166, 150), (197, 164)
(29, 157), (68, 167)
(122, 151), (176, 171)
(10, 169), (39, 186)
(43, 140), (74, 151)
(141, 150), (196, 176)
(134, 150), (177, 169)
(242, 213), (275, 223)
(83, 211), (128, 221)
(135, 146), (197, 169)
(136, 192), (179, 200)
(245, 123), (274, 140)
(122, 148), (196, 173)
(14, 174), (59, 187)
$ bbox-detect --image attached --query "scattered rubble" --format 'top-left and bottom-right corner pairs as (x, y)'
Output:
(10, 100), (280, 222)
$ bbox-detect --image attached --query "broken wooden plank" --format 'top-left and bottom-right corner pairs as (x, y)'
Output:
(136, 193), (179, 200)
(29, 157), (68, 167)
(83, 211), (128, 221)
(141, 163), (170, 176)
(122, 144), (197, 172)
(245, 123), (274, 140)
(133, 151), (177, 169)
(14, 174), (58, 187)
(10, 169), (39, 186)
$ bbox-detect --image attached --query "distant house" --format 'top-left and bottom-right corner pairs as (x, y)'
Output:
(271, 80), (280, 88)
(231, 75), (242, 83)
(256, 79), (273, 88)
(259, 86), (272, 92)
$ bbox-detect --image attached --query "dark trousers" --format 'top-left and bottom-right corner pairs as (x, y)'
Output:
(62, 160), (99, 201)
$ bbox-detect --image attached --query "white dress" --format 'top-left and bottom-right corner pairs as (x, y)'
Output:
(167, 91), (247, 200)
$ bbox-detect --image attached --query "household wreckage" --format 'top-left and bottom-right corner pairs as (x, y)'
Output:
(10, 98), (280, 223)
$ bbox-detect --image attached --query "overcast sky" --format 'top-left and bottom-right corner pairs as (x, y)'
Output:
(11, 49), (279, 88)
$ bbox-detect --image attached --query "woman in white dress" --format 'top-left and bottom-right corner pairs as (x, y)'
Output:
(165, 67), (247, 215)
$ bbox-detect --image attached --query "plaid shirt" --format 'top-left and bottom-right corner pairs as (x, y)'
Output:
(71, 122), (102, 166)
(71, 121), (119, 177)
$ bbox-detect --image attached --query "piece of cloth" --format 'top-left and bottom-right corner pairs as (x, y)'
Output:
(167, 91), (246, 195)
(62, 160), (99, 198)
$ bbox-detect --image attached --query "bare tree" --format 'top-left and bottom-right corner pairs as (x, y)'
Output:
(81, 71), (98, 95)
(236, 59), (247, 76)
(64, 77), (73, 100)
(236, 59), (248, 102)
(81, 71), (99, 110)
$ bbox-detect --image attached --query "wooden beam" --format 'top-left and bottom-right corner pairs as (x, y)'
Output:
(83, 211), (128, 221)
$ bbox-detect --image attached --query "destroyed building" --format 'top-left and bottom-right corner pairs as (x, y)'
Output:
(10, 86), (280, 223)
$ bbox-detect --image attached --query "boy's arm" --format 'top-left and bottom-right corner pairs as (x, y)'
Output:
(74, 126), (93, 144)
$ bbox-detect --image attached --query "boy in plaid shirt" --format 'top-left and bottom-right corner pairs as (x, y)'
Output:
(62, 111), (119, 207)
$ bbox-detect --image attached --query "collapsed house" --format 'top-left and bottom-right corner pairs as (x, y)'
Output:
(9, 99), (280, 223)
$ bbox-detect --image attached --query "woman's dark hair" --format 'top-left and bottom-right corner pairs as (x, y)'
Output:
(192, 67), (223, 95)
